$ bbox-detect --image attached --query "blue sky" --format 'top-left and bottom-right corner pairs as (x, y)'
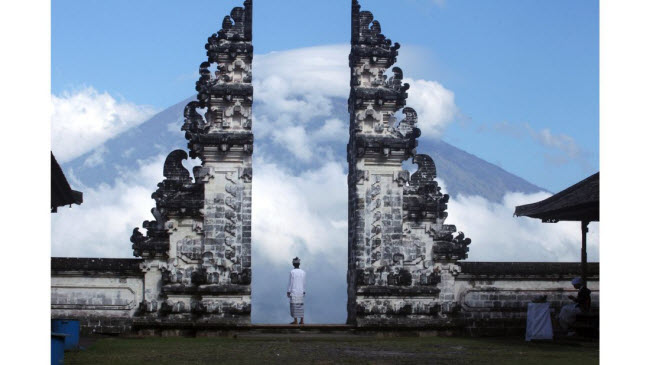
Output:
(52, 0), (599, 192)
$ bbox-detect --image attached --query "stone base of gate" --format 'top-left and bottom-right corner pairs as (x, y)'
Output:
(68, 318), (540, 338)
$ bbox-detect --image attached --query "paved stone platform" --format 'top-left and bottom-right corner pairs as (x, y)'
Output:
(131, 322), (464, 337)
(249, 324), (353, 330)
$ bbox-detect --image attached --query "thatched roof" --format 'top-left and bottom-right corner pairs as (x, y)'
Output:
(51, 152), (83, 212)
(514, 172), (599, 223)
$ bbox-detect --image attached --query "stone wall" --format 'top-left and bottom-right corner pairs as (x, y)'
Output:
(456, 262), (600, 336)
(51, 258), (144, 334)
(51, 259), (599, 335)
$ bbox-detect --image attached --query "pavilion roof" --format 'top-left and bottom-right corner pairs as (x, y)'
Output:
(51, 152), (83, 212)
(514, 172), (599, 223)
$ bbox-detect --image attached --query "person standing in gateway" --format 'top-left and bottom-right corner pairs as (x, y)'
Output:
(287, 257), (306, 325)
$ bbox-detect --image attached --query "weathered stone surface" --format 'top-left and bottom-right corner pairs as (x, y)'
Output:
(51, 258), (145, 334)
(129, 0), (254, 326)
(455, 262), (599, 336)
(458, 262), (599, 279)
(347, 0), (471, 327)
(51, 257), (144, 276)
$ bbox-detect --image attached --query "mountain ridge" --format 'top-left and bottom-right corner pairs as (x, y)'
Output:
(62, 96), (547, 202)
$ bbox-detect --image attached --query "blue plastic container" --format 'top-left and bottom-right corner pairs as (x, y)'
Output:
(51, 333), (66, 365)
(51, 319), (80, 350)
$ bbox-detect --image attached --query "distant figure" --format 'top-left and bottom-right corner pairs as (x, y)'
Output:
(558, 277), (592, 332)
(287, 257), (306, 325)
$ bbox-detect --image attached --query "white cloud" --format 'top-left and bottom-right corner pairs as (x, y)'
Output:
(252, 157), (348, 270)
(167, 121), (180, 133)
(531, 127), (586, 166)
(443, 183), (600, 262)
(250, 45), (351, 162)
(403, 78), (458, 138)
(51, 154), (166, 258)
(313, 118), (348, 142)
(254, 45), (349, 99)
(271, 125), (313, 161)
(51, 87), (157, 163)
(82, 145), (108, 167)
(253, 45), (349, 125)
(478, 121), (594, 170)
(251, 45), (459, 161)
(122, 147), (136, 159)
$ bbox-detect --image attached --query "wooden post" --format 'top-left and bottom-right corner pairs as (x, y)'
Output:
(581, 220), (589, 286)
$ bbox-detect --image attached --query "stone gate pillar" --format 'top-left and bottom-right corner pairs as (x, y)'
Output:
(347, 0), (471, 327)
(131, 0), (253, 326)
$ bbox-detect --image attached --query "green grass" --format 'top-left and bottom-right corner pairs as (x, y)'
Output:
(65, 335), (598, 365)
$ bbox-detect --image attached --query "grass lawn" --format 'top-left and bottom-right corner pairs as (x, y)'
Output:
(65, 334), (598, 365)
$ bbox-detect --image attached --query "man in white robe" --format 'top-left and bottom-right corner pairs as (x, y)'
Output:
(287, 257), (306, 325)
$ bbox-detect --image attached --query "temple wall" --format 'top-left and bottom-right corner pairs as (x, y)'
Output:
(455, 262), (600, 336)
(51, 258), (144, 334)
(51, 276), (143, 316)
(50, 259), (599, 335)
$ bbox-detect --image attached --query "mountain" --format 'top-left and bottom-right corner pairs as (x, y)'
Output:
(62, 96), (546, 200)
(423, 139), (547, 201)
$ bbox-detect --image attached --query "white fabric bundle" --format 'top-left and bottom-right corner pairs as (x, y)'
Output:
(525, 302), (553, 341)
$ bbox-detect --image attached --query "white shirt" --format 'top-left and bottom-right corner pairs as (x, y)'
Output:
(287, 268), (306, 297)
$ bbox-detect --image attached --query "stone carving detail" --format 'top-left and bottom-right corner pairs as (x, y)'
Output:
(403, 154), (448, 221)
(131, 0), (253, 325)
(183, 0), (254, 158)
(347, 1), (470, 327)
(131, 150), (203, 258)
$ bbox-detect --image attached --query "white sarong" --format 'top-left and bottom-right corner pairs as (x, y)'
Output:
(289, 295), (304, 318)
